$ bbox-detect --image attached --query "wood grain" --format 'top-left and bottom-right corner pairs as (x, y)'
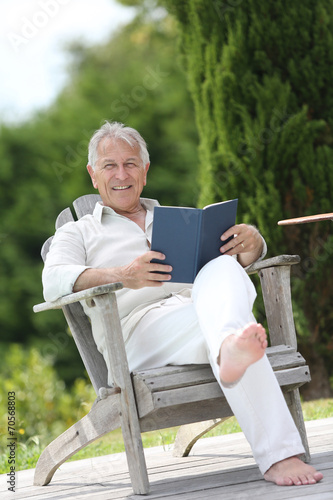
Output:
(278, 213), (333, 225)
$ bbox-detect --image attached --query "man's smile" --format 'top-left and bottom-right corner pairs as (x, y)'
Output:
(112, 185), (131, 190)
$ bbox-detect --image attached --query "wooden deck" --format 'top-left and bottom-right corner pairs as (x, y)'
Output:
(1, 417), (332, 500)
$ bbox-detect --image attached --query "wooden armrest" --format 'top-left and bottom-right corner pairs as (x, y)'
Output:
(33, 282), (123, 313)
(278, 213), (333, 225)
(34, 255), (300, 312)
(246, 254), (300, 275)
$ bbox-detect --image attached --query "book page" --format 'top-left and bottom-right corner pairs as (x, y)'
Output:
(198, 199), (238, 271)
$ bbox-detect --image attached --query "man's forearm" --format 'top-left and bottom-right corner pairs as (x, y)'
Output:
(73, 267), (123, 292)
(73, 251), (172, 292)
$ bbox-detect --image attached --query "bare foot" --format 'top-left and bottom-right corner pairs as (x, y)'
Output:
(218, 322), (267, 387)
(264, 456), (323, 486)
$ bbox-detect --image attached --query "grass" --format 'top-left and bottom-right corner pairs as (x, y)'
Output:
(1, 398), (332, 474)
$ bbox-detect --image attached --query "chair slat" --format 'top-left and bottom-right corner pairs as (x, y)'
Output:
(73, 194), (101, 219)
(56, 207), (75, 229)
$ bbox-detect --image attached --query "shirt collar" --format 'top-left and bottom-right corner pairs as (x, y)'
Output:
(92, 198), (160, 223)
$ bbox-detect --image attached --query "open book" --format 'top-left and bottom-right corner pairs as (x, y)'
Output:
(151, 198), (238, 283)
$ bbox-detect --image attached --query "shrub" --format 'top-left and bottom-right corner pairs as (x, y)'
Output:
(0, 343), (95, 458)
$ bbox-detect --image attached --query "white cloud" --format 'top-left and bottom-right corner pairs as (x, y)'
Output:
(0, 0), (136, 123)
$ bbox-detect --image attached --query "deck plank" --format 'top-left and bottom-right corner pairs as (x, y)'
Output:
(1, 418), (332, 500)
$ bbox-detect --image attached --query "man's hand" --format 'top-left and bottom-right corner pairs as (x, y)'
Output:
(220, 224), (264, 267)
(120, 251), (172, 289)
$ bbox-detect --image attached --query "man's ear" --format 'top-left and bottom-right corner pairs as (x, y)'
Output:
(87, 164), (98, 189)
(143, 162), (150, 186)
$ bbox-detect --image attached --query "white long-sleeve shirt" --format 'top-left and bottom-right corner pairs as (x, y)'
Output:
(42, 199), (193, 364)
(42, 198), (266, 370)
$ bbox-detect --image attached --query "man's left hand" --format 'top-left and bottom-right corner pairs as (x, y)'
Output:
(220, 224), (264, 267)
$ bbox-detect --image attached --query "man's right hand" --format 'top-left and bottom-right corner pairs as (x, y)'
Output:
(73, 251), (172, 293)
(120, 251), (172, 289)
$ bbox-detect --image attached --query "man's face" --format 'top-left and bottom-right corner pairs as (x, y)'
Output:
(87, 137), (149, 213)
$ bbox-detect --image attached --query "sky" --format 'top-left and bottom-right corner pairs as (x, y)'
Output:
(0, 0), (136, 123)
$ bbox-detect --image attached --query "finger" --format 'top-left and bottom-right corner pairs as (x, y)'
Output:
(220, 243), (237, 255)
(147, 250), (167, 262)
(148, 271), (172, 282)
(239, 240), (246, 251)
(220, 238), (245, 255)
(221, 225), (237, 241)
(149, 262), (173, 273)
(220, 234), (237, 254)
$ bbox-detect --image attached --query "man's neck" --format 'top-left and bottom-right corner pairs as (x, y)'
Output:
(116, 203), (147, 231)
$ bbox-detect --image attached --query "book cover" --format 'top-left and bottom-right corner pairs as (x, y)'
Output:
(151, 198), (238, 283)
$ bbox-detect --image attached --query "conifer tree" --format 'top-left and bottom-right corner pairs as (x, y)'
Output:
(162, 0), (333, 397)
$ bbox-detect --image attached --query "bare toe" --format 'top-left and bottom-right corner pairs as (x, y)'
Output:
(264, 457), (323, 486)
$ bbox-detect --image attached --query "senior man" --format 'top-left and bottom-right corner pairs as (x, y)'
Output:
(43, 121), (323, 486)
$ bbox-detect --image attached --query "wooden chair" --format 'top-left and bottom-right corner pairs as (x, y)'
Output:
(33, 194), (311, 495)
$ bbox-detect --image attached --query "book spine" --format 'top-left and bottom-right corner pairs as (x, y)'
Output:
(193, 211), (203, 280)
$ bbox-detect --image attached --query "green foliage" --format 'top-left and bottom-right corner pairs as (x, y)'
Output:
(301, 398), (333, 421)
(0, 343), (95, 472)
(163, 0), (333, 396)
(44, 15), (198, 208)
(0, 14), (198, 384)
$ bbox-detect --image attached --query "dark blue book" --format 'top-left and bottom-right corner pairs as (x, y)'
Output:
(151, 199), (238, 283)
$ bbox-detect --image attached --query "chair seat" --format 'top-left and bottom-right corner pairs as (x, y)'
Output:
(133, 345), (310, 431)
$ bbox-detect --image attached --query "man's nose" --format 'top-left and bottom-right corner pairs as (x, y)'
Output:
(115, 164), (129, 179)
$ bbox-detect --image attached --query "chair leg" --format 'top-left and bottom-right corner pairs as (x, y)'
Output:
(287, 388), (311, 462)
(173, 418), (230, 457)
(34, 392), (121, 486)
(118, 394), (150, 495)
(94, 293), (150, 495)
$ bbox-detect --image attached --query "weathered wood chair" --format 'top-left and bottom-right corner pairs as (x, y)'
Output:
(33, 194), (311, 495)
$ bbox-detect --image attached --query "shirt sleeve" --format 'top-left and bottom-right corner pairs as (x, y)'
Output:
(42, 222), (91, 302)
(258, 235), (267, 261)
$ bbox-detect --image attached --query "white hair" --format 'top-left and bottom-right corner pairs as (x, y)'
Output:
(88, 121), (150, 170)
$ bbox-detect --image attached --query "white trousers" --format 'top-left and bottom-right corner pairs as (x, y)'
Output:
(126, 255), (305, 474)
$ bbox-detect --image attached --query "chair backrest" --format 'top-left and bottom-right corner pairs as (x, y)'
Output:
(43, 194), (109, 394)
(41, 194), (102, 260)
(73, 194), (101, 219)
